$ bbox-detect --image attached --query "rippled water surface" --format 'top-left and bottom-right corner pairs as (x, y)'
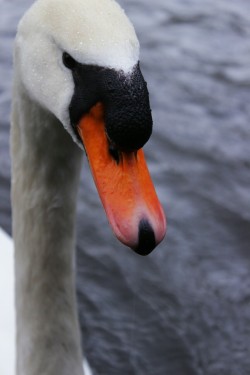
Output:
(1, 1), (250, 374)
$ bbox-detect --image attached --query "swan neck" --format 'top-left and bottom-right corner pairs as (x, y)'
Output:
(11, 82), (84, 375)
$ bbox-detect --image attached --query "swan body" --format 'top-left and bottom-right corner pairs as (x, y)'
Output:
(11, 0), (166, 374)
(0, 228), (15, 375)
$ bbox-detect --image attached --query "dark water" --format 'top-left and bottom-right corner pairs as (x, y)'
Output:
(1, 0), (250, 374)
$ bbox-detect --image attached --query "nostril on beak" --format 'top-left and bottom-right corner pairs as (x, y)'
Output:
(135, 219), (156, 256)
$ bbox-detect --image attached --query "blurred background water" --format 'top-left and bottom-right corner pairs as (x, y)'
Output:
(1, 0), (250, 374)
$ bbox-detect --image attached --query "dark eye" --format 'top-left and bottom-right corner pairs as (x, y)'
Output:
(62, 52), (77, 70)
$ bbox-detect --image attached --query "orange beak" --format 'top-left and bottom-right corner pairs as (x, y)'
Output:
(77, 102), (166, 255)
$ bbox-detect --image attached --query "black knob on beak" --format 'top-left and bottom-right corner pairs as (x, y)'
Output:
(69, 62), (153, 152)
(103, 63), (153, 152)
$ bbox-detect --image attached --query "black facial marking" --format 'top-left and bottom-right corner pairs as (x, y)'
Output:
(108, 142), (120, 164)
(136, 219), (156, 256)
(69, 65), (102, 131)
(62, 52), (77, 70)
(68, 61), (153, 152)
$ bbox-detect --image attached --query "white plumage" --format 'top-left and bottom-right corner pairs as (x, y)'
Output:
(11, 0), (140, 374)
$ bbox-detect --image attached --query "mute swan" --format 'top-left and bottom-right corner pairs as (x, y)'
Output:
(11, 0), (166, 374)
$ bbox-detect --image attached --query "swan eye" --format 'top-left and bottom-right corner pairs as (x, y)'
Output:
(62, 52), (77, 70)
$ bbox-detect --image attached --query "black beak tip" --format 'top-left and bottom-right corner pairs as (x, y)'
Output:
(134, 219), (156, 256)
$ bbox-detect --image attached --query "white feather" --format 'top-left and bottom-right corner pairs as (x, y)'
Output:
(0, 228), (15, 375)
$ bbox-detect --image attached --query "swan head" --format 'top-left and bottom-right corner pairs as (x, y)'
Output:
(16, 0), (142, 147)
(15, 0), (166, 254)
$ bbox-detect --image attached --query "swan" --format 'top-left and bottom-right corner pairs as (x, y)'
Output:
(11, 0), (166, 374)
